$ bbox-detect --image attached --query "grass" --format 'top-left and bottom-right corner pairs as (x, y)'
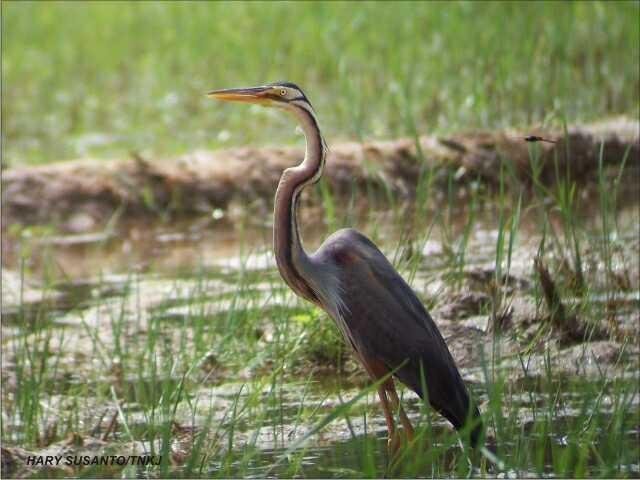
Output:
(2, 1), (639, 166)
(2, 1), (639, 477)
(2, 136), (639, 477)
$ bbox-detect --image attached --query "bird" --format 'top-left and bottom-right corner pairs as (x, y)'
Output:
(208, 82), (483, 451)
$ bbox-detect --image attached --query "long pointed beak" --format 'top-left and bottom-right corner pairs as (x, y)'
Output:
(207, 86), (272, 104)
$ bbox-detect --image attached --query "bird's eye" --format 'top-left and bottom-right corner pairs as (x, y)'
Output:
(280, 89), (287, 96)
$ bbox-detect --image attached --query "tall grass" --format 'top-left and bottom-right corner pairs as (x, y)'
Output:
(2, 1), (639, 166)
(3, 153), (638, 478)
(2, 42), (639, 476)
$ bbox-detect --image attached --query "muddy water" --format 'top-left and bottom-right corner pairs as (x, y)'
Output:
(203, 387), (640, 478)
(2, 203), (639, 478)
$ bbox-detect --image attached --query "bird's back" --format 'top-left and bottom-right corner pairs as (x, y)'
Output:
(312, 228), (482, 446)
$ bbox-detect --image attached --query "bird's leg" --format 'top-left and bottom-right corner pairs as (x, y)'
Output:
(377, 387), (400, 454)
(387, 388), (415, 442)
(359, 354), (402, 454)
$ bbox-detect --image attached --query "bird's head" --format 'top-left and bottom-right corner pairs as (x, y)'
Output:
(208, 82), (314, 113)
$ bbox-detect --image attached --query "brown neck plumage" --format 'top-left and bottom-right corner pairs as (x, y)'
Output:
(273, 105), (326, 303)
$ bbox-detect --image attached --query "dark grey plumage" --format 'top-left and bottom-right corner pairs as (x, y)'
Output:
(312, 228), (482, 445)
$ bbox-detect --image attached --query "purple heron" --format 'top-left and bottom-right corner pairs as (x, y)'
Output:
(208, 83), (482, 451)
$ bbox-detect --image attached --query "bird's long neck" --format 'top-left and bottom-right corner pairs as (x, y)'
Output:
(274, 106), (326, 303)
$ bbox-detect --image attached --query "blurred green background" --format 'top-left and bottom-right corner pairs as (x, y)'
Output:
(2, 1), (639, 167)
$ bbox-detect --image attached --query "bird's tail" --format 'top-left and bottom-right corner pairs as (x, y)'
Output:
(417, 382), (484, 448)
(467, 405), (483, 448)
(399, 357), (484, 447)
(440, 399), (483, 448)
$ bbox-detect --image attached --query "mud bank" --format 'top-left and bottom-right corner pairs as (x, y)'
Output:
(3, 119), (638, 232)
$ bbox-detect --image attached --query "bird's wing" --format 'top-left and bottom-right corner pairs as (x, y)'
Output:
(312, 229), (475, 429)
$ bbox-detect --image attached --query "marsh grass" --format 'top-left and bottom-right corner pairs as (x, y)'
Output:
(3, 137), (639, 478)
(2, 1), (639, 166)
(2, 1), (639, 476)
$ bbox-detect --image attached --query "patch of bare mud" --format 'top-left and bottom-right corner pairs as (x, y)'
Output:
(3, 119), (638, 232)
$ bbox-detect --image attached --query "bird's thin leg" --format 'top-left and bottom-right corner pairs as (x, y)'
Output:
(387, 388), (415, 441)
(377, 387), (400, 454)
(377, 388), (395, 435)
(359, 354), (401, 453)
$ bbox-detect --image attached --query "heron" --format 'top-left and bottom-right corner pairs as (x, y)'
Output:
(208, 82), (482, 451)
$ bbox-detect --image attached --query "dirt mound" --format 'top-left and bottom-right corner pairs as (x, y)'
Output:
(3, 119), (638, 232)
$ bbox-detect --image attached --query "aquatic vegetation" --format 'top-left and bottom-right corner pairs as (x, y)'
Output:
(2, 148), (638, 477)
(2, 2), (639, 477)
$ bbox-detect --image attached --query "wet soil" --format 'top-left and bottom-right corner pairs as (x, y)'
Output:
(2, 119), (638, 232)
(2, 205), (639, 477)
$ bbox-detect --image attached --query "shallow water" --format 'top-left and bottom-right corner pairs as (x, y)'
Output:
(2, 203), (639, 478)
(189, 378), (640, 478)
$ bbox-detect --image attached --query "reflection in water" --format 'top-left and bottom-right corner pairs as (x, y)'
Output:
(3, 195), (639, 280)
